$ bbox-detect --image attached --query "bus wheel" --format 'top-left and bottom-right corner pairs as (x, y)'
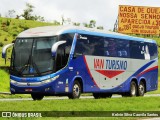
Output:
(68, 80), (81, 99)
(138, 81), (145, 96)
(31, 94), (44, 100)
(130, 81), (137, 97)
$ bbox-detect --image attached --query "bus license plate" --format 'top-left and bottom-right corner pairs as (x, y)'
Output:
(25, 89), (32, 92)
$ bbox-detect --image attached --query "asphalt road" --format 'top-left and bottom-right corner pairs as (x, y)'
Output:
(0, 94), (159, 101)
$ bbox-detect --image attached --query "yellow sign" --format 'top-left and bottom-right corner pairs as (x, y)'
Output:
(118, 5), (160, 35)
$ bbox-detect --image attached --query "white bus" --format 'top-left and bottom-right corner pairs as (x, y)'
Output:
(2, 26), (158, 100)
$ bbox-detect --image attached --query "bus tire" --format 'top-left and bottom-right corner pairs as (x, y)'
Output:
(68, 80), (81, 99)
(138, 81), (145, 96)
(31, 94), (44, 100)
(130, 81), (137, 97)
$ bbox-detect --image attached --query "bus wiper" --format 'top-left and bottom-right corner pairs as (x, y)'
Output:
(32, 60), (41, 76)
(19, 55), (31, 75)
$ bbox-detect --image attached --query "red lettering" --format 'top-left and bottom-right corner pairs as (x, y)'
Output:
(94, 59), (104, 69)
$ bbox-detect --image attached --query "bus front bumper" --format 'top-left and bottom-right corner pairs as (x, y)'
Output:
(10, 81), (57, 95)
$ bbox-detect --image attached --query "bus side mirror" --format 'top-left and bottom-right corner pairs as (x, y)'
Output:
(51, 41), (66, 56)
(2, 43), (14, 64)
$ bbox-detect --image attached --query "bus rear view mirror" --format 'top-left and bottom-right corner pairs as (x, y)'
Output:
(51, 41), (66, 56)
(2, 43), (14, 64)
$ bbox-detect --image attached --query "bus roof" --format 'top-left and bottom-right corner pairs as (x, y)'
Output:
(17, 25), (156, 44)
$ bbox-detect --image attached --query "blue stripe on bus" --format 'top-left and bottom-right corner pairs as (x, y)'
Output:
(131, 60), (156, 77)
(60, 30), (156, 44)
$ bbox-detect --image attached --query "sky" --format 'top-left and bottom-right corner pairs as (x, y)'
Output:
(0, 0), (160, 30)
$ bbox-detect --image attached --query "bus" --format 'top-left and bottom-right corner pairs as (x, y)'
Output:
(2, 26), (158, 100)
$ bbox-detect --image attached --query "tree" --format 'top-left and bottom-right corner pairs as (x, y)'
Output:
(89, 20), (96, 28)
(16, 15), (21, 19)
(61, 15), (72, 25)
(97, 26), (104, 30)
(31, 15), (45, 22)
(83, 20), (96, 28)
(21, 3), (34, 20)
(8, 10), (16, 18)
(83, 23), (89, 28)
(38, 16), (45, 22)
(21, 3), (45, 21)
(73, 22), (80, 26)
(53, 20), (60, 25)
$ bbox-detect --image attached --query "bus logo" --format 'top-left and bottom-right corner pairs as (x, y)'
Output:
(94, 58), (127, 78)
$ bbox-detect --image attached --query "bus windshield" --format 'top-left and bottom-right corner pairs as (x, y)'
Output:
(10, 37), (57, 77)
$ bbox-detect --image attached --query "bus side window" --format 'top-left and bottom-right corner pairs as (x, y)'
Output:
(74, 39), (86, 57)
(56, 44), (66, 71)
(59, 33), (74, 65)
(149, 43), (158, 60)
(104, 38), (117, 57)
(130, 41), (144, 59)
(75, 34), (104, 57)
(117, 39), (129, 58)
(144, 44), (150, 60)
(92, 37), (104, 56)
(55, 33), (74, 71)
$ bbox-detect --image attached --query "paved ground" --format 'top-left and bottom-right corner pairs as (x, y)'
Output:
(0, 94), (159, 101)
(141, 118), (160, 120)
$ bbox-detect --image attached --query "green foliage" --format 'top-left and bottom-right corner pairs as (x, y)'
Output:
(2, 26), (9, 32)
(6, 19), (11, 26)
(83, 23), (89, 28)
(89, 20), (96, 28)
(21, 3), (34, 20)
(4, 37), (8, 41)
(0, 97), (160, 111)
(0, 42), (4, 47)
(53, 20), (60, 25)
(83, 20), (96, 28)
(97, 26), (104, 30)
(0, 17), (54, 67)
(73, 22), (80, 26)
(0, 69), (10, 92)
(12, 32), (18, 38)
(21, 3), (45, 21)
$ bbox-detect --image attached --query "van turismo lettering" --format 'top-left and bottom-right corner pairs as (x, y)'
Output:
(106, 60), (127, 70)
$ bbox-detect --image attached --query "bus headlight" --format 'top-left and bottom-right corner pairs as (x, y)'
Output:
(42, 75), (59, 84)
(10, 75), (60, 86)
(51, 75), (59, 81)
(10, 79), (17, 84)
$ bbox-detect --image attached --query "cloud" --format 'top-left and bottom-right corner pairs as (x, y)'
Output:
(0, 0), (160, 30)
